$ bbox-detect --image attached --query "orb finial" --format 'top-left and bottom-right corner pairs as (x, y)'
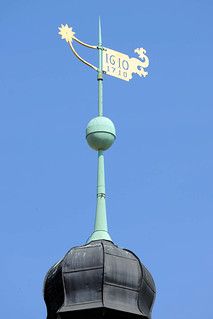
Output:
(86, 117), (116, 151)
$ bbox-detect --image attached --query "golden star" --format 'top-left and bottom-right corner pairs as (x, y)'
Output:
(58, 24), (75, 43)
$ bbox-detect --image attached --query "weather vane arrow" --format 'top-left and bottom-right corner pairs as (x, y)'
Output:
(58, 23), (149, 81)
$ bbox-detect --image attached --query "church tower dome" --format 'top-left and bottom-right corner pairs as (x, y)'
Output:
(44, 240), (155, 319)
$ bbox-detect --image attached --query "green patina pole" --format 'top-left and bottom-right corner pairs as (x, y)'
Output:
(98, 17), (103, 117)
(89, 18), (112, 242)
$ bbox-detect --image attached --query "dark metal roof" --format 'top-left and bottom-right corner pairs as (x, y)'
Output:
(43, 240), (155, 319)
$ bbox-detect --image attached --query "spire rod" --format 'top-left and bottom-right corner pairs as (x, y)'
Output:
(98, 17), (103, 116)
(88, 18), (112, 242)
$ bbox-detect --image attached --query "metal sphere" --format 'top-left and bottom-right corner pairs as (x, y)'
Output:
(86, 117), (116, 151)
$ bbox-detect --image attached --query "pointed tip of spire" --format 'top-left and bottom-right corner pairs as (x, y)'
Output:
(99, 16), (102, 46)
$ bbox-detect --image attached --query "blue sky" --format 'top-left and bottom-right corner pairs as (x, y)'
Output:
(1, 1), (213, 318)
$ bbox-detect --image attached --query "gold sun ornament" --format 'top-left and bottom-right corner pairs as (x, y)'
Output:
(58, 24), (75, 43)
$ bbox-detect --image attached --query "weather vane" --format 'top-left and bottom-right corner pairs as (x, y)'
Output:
(58, 20), (149, 242)
(58, 23), (149, 82)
